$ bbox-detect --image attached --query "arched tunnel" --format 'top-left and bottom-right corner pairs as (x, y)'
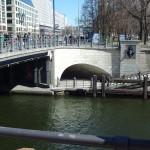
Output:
(61, 64), (110, 80)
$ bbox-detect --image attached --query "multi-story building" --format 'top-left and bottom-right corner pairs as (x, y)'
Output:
(55, 11), (67, 30)
(31, 0), (67, 35)
(31, 0), (53, 35)
(6, 0), (39, 34)
(4, 0), (67, 35)
(0, 0), (7, 32)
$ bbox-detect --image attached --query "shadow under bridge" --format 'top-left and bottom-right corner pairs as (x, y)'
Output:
(61, 64), (110, 80)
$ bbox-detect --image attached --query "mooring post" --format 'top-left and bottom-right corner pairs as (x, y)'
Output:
(101, 75), (106, 98)
(90, 77), (93, 88)
(138, 71), (141, 80)
(92, 75), (97, 98)
(73, 77), (77, 88)
(143, 76), (148, 100)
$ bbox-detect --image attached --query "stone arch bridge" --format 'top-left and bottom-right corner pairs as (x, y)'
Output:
(0, 40), (149, 88)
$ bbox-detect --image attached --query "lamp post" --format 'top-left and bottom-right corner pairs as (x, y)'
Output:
(53, 0), (56, 46)
(18, 13), (25, 50)
(77, 0), (80, 46)
(18, 13), (25, 34)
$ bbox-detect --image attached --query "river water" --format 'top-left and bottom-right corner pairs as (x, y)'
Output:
(0, 94), (150, 150)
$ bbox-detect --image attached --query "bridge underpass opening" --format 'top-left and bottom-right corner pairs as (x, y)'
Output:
(61, 64), (110, 80)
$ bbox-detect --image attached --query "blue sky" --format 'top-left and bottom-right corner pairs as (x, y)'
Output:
(51, 0), (84, 26)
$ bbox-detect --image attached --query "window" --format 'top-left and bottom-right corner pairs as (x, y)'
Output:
(7, 7), (12, 11)
(6, 0), (11, 4)
(2, 18), (5, 23)
(3, 26), (6, 30)
(7, 27), (12, 31)
(7, 13), (12, 17)
(7, 19), (12, 24)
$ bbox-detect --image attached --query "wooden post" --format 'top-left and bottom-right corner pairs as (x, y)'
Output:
(143, 76), (148, 100)
(101, 75), (106, 98)
(92, 75), (97, 98)
(73, 77), (76, 88)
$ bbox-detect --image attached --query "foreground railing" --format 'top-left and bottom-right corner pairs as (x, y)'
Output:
(0, 126), (150, 150)
(0, 34), (119, 53)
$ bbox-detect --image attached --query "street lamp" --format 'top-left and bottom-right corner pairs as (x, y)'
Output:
(78, 0), (80, 46)
(18, 13), (25, 34)
(53, 0), (56, 46)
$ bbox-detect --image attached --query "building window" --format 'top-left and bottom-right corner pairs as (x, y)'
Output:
(7, 13), (12, 17)
(7, 19), (12, 24)
(2, 18), (5, 23)
(7, 7), (12, 11)
(7, 27), (12, 31)
(6, 0), (11, 4)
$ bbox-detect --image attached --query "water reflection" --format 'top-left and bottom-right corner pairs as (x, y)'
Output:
(0, 95), (149, 150)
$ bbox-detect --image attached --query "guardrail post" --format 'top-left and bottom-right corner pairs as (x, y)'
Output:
(40, 36), (42, 48)
(138, 71), (141, 80)
(73, 77), (77, 88)
(78, 35), (80, 47)
(91, 38), (93, 47)
(92, 75), (97, 98)
(53, 36), (56, 47)
(44, 36), (47, 47)
(34, 35), (38, 48)
(27, 35), (31, 49)
(57, 35), (59, 46)
(65, 36), (68, 46)
(101, 75), (106, 98)
(10, 34), (15, 52)
(48, 37), (51, 47)
(19, 34), (23, 50)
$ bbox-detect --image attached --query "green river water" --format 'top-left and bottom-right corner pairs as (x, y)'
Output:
(0, 94), (150, 150)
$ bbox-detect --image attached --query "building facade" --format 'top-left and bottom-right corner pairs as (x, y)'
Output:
(31, 0), (67, 35)
(2, 0), (67, 35)
(31, 0), (53, 35)
(6, 0), (39, 34)
(55, 11), (67, 30)
(0, 0), (7, 32)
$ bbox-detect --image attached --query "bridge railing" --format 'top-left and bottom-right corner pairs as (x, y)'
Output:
(59, 79), (101, 88)
(0, 34), (119, 53)
(0, 126), (150, 150)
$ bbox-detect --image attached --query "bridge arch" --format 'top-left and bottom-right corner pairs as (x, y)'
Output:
(51, 48), (120, 86)
(60, 63), (110, 80)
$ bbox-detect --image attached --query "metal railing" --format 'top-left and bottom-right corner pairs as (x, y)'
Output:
(59, 79), (101, 88)
(0, 34), (119, 54)
(0, 126), (150, 150)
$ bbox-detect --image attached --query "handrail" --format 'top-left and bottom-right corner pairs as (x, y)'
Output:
(0, 126), (150, 150)
(0, 34), (118, 54)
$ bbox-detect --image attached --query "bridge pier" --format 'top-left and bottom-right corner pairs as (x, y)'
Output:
(9, 66), (15, 87)
(46, 58), (51, 87)
(34, 67), (39, 87)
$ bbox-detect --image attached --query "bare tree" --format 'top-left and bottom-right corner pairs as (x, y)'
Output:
(80, 0), (99, 31)
(117, 0), (150, 44)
